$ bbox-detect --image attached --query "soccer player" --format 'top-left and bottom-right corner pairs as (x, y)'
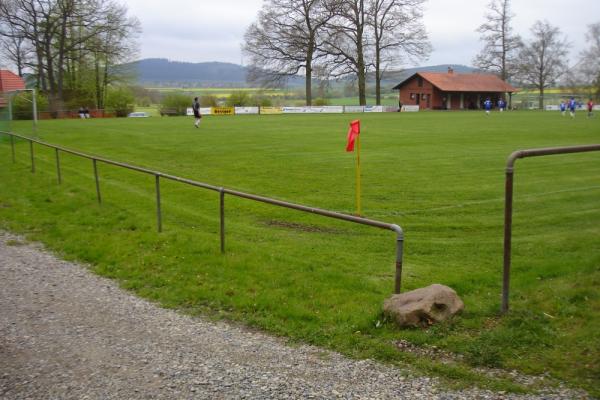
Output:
(559, 100), (566, 116)
(497, 98), (505, 112)
(568, 97), (576, 118)
(192, 97), (202, 128)
(588, 99), (594, 118)
(484, 98), (492, 115)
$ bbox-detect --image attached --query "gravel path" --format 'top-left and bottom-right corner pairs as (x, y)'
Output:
(0, 232), (589, 399)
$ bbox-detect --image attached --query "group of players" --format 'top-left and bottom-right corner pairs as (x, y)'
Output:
(559, 98), (595, 118)
(482, 96), (595, 118)
(483, 98), (507, 115)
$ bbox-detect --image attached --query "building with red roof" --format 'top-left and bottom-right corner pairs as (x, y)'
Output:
(0, 70), (27, 108)
(393, 67), (516, 110)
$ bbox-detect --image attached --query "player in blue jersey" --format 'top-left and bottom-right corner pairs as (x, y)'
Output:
(568, 97), (576, 118)
(497, 98), (506, 112)
(484, 98), (492, 115)
(559, 100), (566, 116)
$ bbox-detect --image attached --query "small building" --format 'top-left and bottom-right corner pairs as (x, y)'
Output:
(0, 70), (27, 108)
(393, 67), (516, 110)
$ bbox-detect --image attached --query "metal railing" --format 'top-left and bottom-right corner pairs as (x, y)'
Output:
(502, 144), (600, 313)
(1, 130), (406, 293)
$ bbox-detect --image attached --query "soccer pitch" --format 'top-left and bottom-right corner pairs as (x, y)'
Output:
(1, 111), (599, 394)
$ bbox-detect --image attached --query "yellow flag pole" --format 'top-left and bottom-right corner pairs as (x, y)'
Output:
(355, 135), (361, 216)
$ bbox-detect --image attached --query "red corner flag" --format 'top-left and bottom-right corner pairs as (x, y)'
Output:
(345, 120), (360, 152)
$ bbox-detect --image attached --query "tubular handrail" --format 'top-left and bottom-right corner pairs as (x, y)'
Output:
(502, 144), (600, 313)
(1, 130), (406, 293)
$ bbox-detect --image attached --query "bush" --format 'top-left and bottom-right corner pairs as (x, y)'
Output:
(313, 98), (330, 106)
(251, 95), (272, 107)
(225, 90), (251, 107)
(160, 93), (190, 116)
(12, 91), (48, 120)
(105, 87), (135, 117)
(200, 95), (218, 107)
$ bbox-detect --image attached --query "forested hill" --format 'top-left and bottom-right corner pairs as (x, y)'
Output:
(123, 58), (478, 88)
(121, 58), (249, 87)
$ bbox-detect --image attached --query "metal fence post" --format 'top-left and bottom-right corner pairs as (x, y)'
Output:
(392, 225), (404, 294)
(219, 188), (225, 254)
(502, 144), (600, 314)
(10, 135), (15, 163)
(155, 174), (162, 232)
(29, 140), (34, 173)
(502, 169), (514, 313)
(55, 148), (62, 184)
(93, 159), (101, 204)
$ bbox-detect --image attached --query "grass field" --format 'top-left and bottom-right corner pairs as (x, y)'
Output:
(1, 111), (599, 395)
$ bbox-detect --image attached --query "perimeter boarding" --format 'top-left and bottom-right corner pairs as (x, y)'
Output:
(186, 105), (402, 116)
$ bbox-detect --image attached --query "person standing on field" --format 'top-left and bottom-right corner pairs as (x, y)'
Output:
(484, 98), (492, 115)
(192, 97), (202, 128)
(568, 97), (576, 118)
(497, 98), (505, 112)
(588, 99), (594, 118)
(559, 100), (566, 116)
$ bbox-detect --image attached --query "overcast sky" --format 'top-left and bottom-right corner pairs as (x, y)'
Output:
(123, 0), (599, 68)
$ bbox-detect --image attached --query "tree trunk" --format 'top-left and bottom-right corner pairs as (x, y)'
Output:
(305, 50), (313, 106)
(95, 55), (102, 109)
(375, 48), (381, 105)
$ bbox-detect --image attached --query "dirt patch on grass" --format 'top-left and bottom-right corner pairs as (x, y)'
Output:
(263, 219), (344, 234)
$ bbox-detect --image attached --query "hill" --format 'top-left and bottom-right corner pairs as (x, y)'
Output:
(121, 58), (250, 87)
(125, 58), (478, 89)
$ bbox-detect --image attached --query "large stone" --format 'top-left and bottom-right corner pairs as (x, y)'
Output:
(383, 284), (464, 328)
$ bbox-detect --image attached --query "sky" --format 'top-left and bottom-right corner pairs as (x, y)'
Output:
(123, 0), (599, 68)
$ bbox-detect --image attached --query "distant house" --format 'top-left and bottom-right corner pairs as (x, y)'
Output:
(0, 70), (26, 108)
(393, 67), (516, 110)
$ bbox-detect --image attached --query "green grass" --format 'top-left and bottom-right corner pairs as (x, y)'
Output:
(1, 111), (599, 395)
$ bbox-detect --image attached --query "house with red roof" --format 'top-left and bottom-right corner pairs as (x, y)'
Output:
(393, 67), (516, 110)
(0, 70), (26, 108)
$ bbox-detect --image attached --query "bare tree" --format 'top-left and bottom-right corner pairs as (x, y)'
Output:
(577, 22), (600, 98)
(322, 0), (370, 105)
(0, 0), (140, 110)
(0, 23), (31, 76)
(243, 0), (335, 106)
(367, 0), (430, 105)
(473, 0), (522, 82)
(516, 20), (569, 109)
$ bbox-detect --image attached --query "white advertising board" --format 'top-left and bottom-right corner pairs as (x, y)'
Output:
(235, 107), (259, 115)
(364, 106), (384, 113)
(545, 105), (560, 111)
(344, 106), (365, 113)
(401, 105), (420, 112)
(282, 106), (344, 113)
(188, 107), (212, 115)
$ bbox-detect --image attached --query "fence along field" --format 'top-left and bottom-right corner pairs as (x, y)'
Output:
(0, 112), (599, 395)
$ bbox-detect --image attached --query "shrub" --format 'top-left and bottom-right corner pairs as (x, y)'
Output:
(105, 86), (135, 117)
(225, 90), (251, 107)
(160, 93), (190, 115)
(12, 91), (49, 120)
(251, 95), (272, 107)
(200, 95), (218, 107)
(313, 98), (330, 106)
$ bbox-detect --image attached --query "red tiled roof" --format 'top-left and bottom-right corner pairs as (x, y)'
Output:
(0, 70), (26, 92)
(394, 72), (516, 92)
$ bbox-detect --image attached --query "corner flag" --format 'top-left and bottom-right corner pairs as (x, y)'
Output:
(345, 119), (362, 216)
(346, 120), (360, 152)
